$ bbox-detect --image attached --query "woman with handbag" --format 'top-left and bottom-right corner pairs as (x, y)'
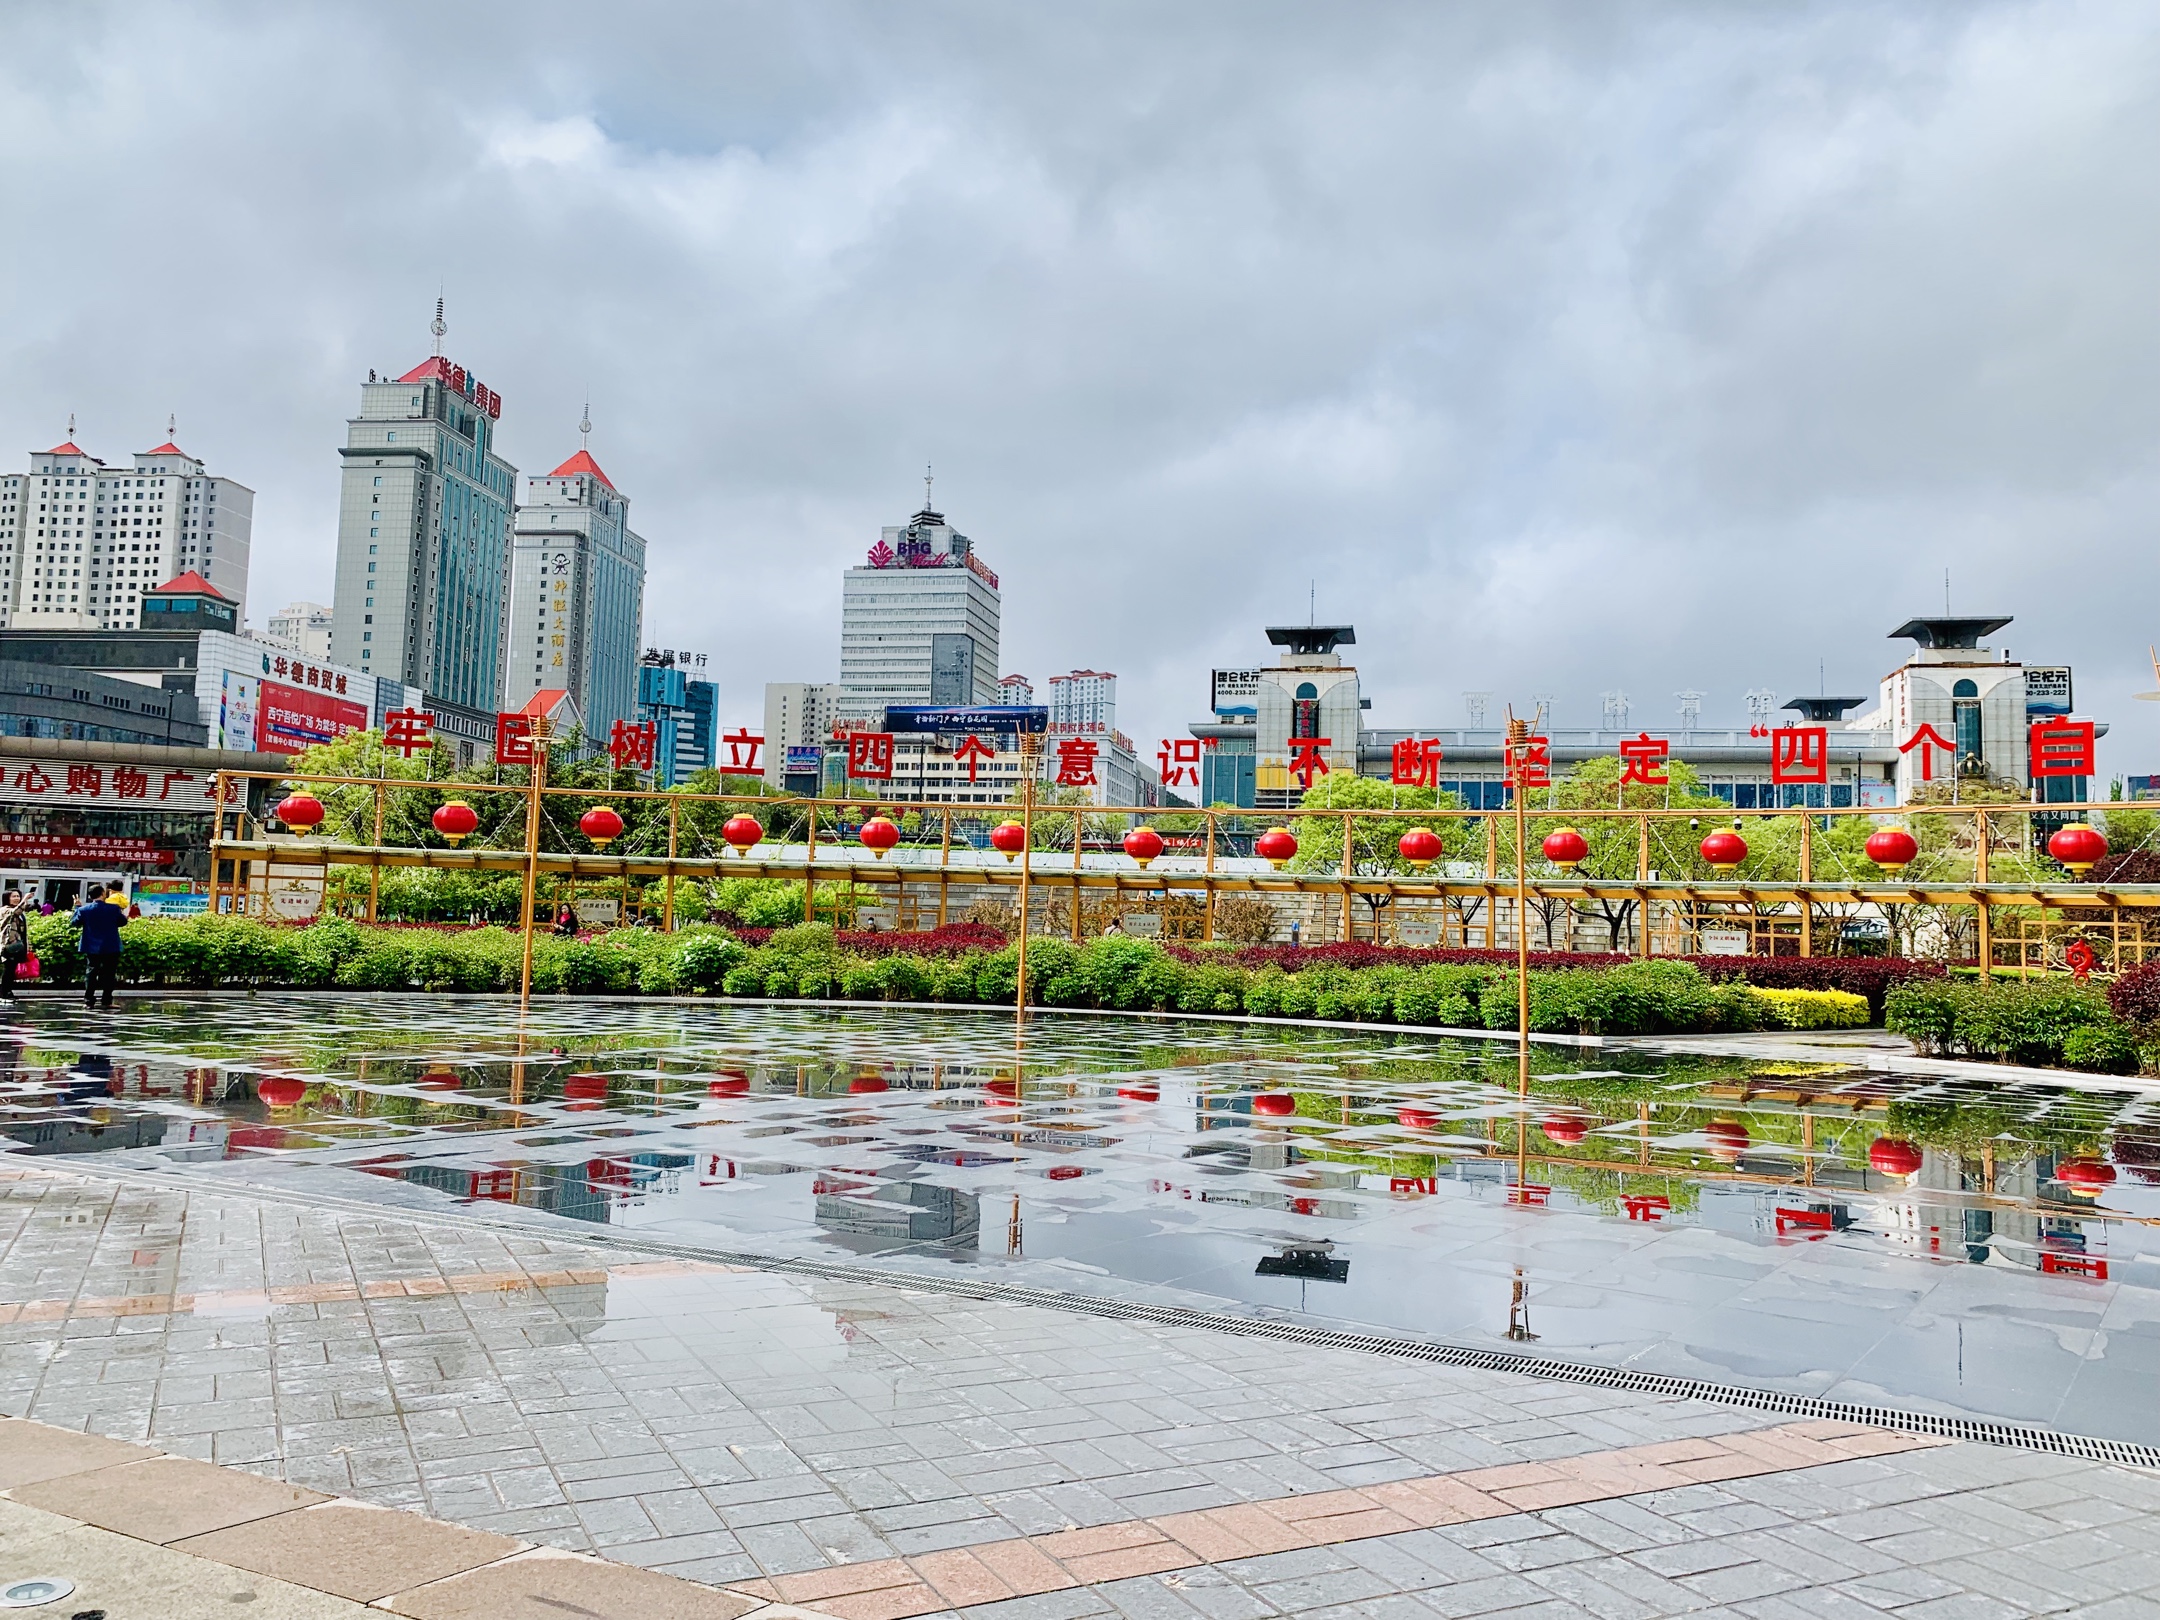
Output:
(0, 889), (31, 1008)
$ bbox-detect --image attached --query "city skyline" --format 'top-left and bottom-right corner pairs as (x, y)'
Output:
(0, 3), (2153, 777)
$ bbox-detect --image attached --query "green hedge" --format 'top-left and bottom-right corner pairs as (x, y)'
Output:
(13, 916), (1886, 1040)
(1885, 976), (2142, 1072)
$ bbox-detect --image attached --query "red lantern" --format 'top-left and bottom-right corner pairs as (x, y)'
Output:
(858, 815), (900, 857)
(432, 801), (478, 846)
(722, 815), (764, 857)
(1540, 1115), (1588, 1145)
(1123, 826), (1166, 869)
(987, 1076), (1020, 1099)
(1704, 1119), (1749, 1163)
(1869, 1137), (1923, 1178)
(2048, 823), (2107, 877)
(709, 1074), (750, 1097)
(1252, 1091), (1296, 1116)
(275, 793), (325, 836)
(1542, 827), (1588, 872)
(1397, 827), (1443, 870)
(417, 1065), (460, 1091)
(1398, 1104), (1440, 1131)
(1046, 1164), (1086, 1180)
(849, 1074), (889, 1095)
(1700, 829), (1748, 873)
(1255, 828), (1298, 870)
(256, 1076), (306, 1109)
(1865, 828), (1918, 873)
(990, 821), (1028, 862)
(1116, 1082), (1160, 1102)
(2056, 1157), (2116, 1195)
(580, 806), (625, 848)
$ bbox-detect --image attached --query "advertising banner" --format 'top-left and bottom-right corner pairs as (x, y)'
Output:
(882, 705), (1048, 735)
(0, 760), (218, 813)
(257, 680), (369, 755)
(218, 669), (260, 753)
(0, 833), (176, 867)
(1211, 669), (1263, 712)
(2024, 666), (2073, 716)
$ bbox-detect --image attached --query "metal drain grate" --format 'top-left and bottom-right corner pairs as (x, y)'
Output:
(45, 1159), (2160, 1474)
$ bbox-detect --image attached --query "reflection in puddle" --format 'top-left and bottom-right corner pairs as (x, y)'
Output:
(3, 997), (2160, 1441)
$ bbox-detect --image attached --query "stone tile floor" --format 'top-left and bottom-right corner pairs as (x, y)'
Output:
(3, 1160), (2159, 1618)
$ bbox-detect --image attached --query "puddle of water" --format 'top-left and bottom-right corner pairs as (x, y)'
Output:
(5, 996), (2159, 1443)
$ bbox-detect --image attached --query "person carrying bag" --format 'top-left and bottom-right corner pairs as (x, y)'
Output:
(0, 889), (30, 1007)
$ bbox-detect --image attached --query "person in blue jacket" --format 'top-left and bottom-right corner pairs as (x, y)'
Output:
(72, 884), (128, 1010)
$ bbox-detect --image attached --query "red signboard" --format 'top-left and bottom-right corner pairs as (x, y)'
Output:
(0, 833), (176, 867)
(257, 680), (369, 755)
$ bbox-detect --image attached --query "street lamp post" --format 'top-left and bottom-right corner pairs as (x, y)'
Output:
(517, 717), (554, 1007)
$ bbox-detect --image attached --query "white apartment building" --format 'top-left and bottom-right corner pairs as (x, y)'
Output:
(998, 673), (1034, 705)
(1048, 669), (1116, 739)
(266, 601), (334, 660)
(507, 447), (646, 744)
(763, 682), (843, 787)
(838, 500), (1002, 722)
(7, 435), (253, 630)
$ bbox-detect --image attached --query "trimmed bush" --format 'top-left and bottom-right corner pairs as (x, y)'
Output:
(1889, 976), (2132, 1069)
(1747, 987), (1869, 1029)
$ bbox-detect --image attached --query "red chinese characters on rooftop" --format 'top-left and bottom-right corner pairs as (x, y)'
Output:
(846, 731), (895, 781)
(719, 728), (763, 775)
(2030, 719), (2096, 779)
(1157, 738), (1202, 789)
(1056, 737), (1100, 788)
(1770, 725), (1828, 785)
(608, 720), (657, 772)
(1390, 737), (1443, 789)
(384, 708), (436, 758)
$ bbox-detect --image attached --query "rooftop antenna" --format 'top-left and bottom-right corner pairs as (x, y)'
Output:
(579, 402), (591, 450)
(66, 412), (75, 441)
(1464, 691), (1491, 729)
(1675, 690), (1704, 737)
(1944, 568), (1951, 615)
(1600, 690), (1630, 730)
(1820, 658), (1825, 695)
(924, 462), (933, 511)
(1309, 579), (1315, 625)
(167, 412), (176, 441)
(431, 297), (447, 357)
(1745, 689), (1777, 727)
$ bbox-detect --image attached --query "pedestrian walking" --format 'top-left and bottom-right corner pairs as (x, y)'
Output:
(72, 883), (128, 1011)
(0, 888), (30, 1009)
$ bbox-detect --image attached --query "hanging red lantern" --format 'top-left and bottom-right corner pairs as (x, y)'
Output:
(1700, 829), (1749, 873)
(2056, 1157), (2116, 1195)
(987, 1076), (1020, 1099)
(722, 815), (764, 857)
(1869, 1137), (1923, 1178)
(1252, 1091), (1297, 1116)
(275, 793), (325, 836)
(990, 821), (1028, 861)
(417, 1065), (460, 1091)
(1116, 1082), (1160, 1102)
(709, 1073), (750, 1097)
(1255, 828), (1298, 870)
(1398, 1104), (1440, 1131)
(849, 1074), (889, 1095)
(1542, 827), (1588, 871)
(256, 1076), (307, 1110)
(858, 815), (900, 857)
(1397, 827), (1443, 870)
(579, 806), (625, 847)
(1865, 828), (1918, 873)
(1123, 826), (1166, 869)
(432, 801), (478, 846)
(2048, 823), (2107, 877)
(1540, 1115), (1588, 1145)
(1704, 1119), (1749, 1163)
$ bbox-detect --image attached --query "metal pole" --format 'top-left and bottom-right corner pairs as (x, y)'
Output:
(369, 777), (386, 924)
(517, 727), (551, 1007)
(938, 804), (951, 928)
(212, 769), (228, 918)
(1072, 798), (1084, 942)
(1202, 808), (1216, 941)
(1975, 807), (1991, 980)
(663, 798), (678, 932)
(1799, 809), (1812, 958)
(1508, 718), (1530, 1097)
(1340, 811), (1354, 943)
(1016, 736), (1040, 1021)
(804, 802), (818, 925)
(1484, 812), (1498, 951)
(1636, 813), (1650, 960)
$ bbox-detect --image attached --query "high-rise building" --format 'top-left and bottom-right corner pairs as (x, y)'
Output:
(998, 673), (1034, 705)
(838, 499), (1001, 721)
(763, 681), (843, 789)
(507, 442), (646, 747)
(328, 346), (516, 763)
(6, 433), (253, 631)
(1048, 669), (1116, 740)
(266, 601), (333, 659)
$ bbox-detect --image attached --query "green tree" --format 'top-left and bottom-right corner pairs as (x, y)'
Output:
(1286, 773), (1469, 938)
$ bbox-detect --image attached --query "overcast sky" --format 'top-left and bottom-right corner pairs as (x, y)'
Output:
(2, 2), (2154, 773)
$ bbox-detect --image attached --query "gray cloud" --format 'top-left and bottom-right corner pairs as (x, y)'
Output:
(1, 1), (2153, 772)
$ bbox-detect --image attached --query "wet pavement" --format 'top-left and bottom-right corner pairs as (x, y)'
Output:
(4, 996), (2159, 1449)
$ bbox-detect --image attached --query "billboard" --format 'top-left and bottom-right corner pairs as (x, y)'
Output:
(883, 705), (1048, 735)
(929, 633), (977, 704)
(2024, 666), (2073, 715)
(784, 745), (823, 774)
(1211, 669), (1263, 712)
(257, 680), (369, 755)
(217, 669), (260, 752)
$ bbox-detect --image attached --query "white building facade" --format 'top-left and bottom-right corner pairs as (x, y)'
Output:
(507, 449), (646, 745)
(327, 355), (516, 760)
(762, 681), (843, 788)
(838, 503), (1001, 722)
(6, 437), (253, 631)
(266, 601), (333, 660)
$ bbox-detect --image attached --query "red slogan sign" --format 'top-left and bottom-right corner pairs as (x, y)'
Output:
(257, 680), (369, 756)
(0, 833), (176, 867)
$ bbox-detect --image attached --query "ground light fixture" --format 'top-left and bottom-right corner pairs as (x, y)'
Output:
(0, 1575), (74, 1608)
(432, 800), (478, 845)
(579, 806), (624, 848)
(274, 792), (324, 835)
(722, 814), (762, 856)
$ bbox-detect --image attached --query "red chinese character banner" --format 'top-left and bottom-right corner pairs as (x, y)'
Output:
(846, 732), (895, 780)
(1390, 737), (1443, 788)
(2030, 720), (2095, 778)
(608, 720), (658, 772)
(256, 680), (369, 756)
(1056, 738), (1100, 788)
(495, 714), (536, 766)
(1618, 733), (1669, 787)
(1504, 735), (1550, 793)
(719, 729), (763, 774)
(1157, 738), (1203, 789)
(1289, 737), (1331, 790)
(953, 734), (997, 784)
(1770, 726), (1828, 785)
(383, 708), (436, 758)
(1898, 723), (1955, 782)
(0, 759), (214, 811)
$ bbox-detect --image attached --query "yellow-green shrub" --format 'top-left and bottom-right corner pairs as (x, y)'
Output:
(1748, 987), (1869, 1029)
